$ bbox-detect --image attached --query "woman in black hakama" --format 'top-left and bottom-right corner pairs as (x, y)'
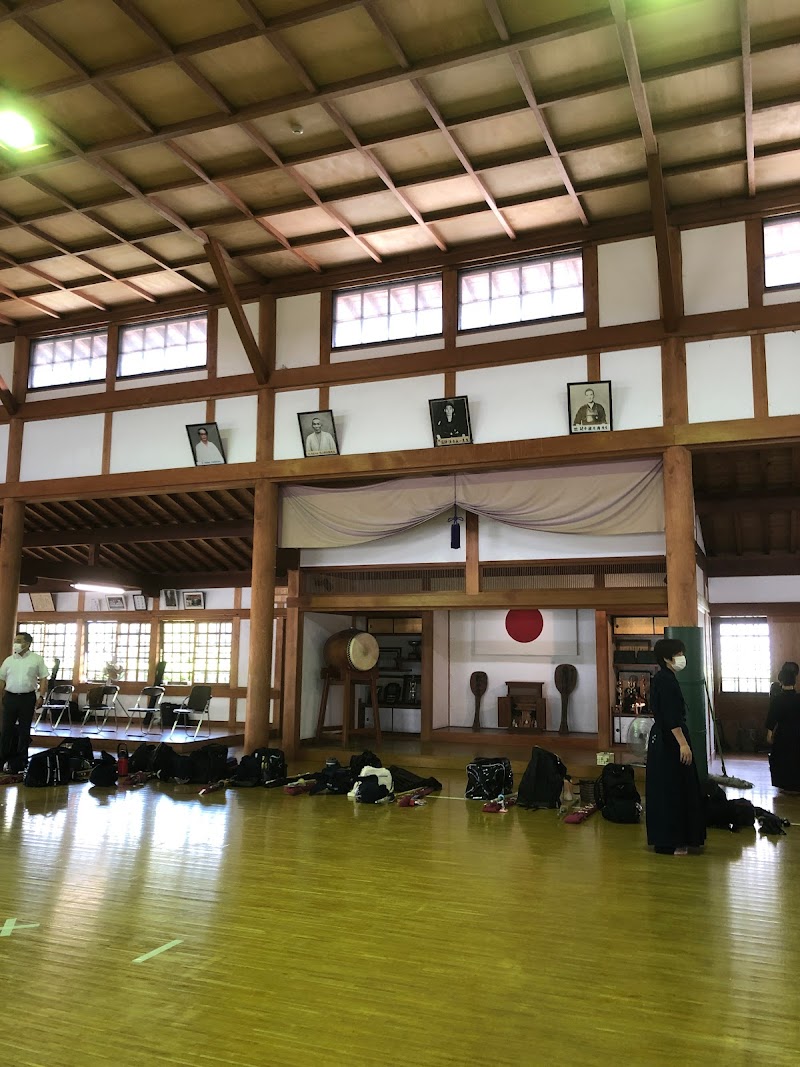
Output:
(766, 664), (800, 793)
(645, 638), (706, 856)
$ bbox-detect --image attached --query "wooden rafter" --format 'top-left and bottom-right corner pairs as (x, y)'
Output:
(0, 373), (17, 417)
(740, 0), (756, 197)
(204, 239), (268, 385)
(24, 519), (254, 548)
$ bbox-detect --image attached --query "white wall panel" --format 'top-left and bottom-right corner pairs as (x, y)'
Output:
(27, 383), (106, 402)
(216, 394), (258, 463)
(598, 237), (660, 326)
(479, 518), (666, 560)
(218, 303), (259, 377)
(0, 341), (13, 388)
(765, 331), (800, 416)
(710, 575), (800, 603)
(301, 613), (350, 738)
(686, 337), (753, 423)
(110, 401), (207, 472)
(600, 346), (662, 429)
(333, 336), (444, 362)
(682, 222), (748, 314)
(329, 374), (444, 455)
(55, 592), (80, 611)
(764, 286), (800, 305)
(457, 356), (586, 442)
(276, 294), (321, 369)
(300, 513), (465, 567)
(273, 388), (319, 460)
(115, 369), (207, 391)
(20, 413), (105, 481)
(455, 317), (586, 347)
(431, 610), (449, 729)
(0, 422), (8, 483)
(240, 587), (252, 608)
(201, 588), (235, 609)
(238, 618), (250, 687)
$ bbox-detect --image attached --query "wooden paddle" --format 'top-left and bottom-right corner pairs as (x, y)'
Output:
(470, 671), (488, 732)
(554, 663), (578, 736)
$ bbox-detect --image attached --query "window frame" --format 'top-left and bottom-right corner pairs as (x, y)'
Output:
(27, 328), (109, 392)
(116, 312), (209, 380)
(82, 620), (152, 684)
(331, 274), (444, 351)
(457, 250), (585, 334)
(25, 621), (78, 680)
(716, 616), (771, 694)
(160, 620), (233, 687)
(762, 214), (800, 291)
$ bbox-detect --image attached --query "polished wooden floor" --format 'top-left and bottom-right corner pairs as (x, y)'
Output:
(0, 755), (798, 1067)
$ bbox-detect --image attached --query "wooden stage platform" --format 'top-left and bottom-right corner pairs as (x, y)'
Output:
(30, 723), (244, 754)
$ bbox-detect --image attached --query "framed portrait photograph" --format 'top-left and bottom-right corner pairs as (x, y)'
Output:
(133, 594), (147, 611)
(186, 422), (226, 466)
(568, 380), (613, 434)
(298, 409), (340, 457)
(429, 396), (472, 447)
(183, 591), (205, 610)
(163, 589), (179, 609)
(107, 595), (127, 611)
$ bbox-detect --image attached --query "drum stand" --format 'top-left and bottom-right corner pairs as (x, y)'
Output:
(315, 665), (383, 747)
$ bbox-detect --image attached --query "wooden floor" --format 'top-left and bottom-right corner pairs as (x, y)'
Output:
(1, 755), (798, 1066)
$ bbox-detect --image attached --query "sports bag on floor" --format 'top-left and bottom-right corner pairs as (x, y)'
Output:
(516, 747), (568, 809)
(25, 748), (71, 787)
(465, 757), (513, 800)
(595, 763), (641, 823)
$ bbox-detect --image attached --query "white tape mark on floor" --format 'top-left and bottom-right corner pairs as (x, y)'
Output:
(132, 939), (183, 964)
(0, 918), (40, 937)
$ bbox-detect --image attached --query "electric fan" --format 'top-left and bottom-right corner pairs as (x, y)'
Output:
(626, 715), (654, 764)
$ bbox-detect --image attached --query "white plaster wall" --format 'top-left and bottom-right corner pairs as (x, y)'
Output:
(20, 413), (105, 481)
(110, 401), (207, 473)
(0, 422), (8, 483)
(600, 346), (663, 429)
(55, 592), (80, 611)
(765, 331), (800, 417)
(598, 236), (660, 326)
(300, 513), (465, 567)
(710, 575), (800, 604)
(764, 286), (800, 306)
(218, 303), (259, 377)
(448, 609), (598, 732)
(273, 387), (319, 460)
(0, 341), (13, 388)
(276, 294), (321, 368)
(236, 696), (247, 725)
(216, 394), (258, 463)
(238, 618), (250, 693)
(115, 369), (207, 392)
(479, 518), (666, 560)
(457, 355), (587, 442)
(202, 588), (235, 609)
(27, 383), (106, 402)
(682, 222), (749, 315)
(432, 609), (449, 729)
(686, 337), (754, 423)
(240, 587), (252, 608)
(455, 317), (586, 347)
(300, 612), (350, 739)
(329, 374), (444, 455)
(332, 337), (444, 363)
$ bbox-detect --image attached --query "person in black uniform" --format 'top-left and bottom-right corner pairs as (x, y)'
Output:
(434, 400), (469, 442)
(769, 660), (799, 698)
(766, 662), (800, 794)
(645, 637), (706, 856)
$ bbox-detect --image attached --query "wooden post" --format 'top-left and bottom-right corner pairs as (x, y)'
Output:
(663, 445), (697, 627)
(281, 566), (302, 760)
(0, 499), (25, 657)
(244, 480), (278, 752)
(595, 609), (612, 747)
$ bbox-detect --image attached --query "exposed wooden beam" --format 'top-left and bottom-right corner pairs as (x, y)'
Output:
(696, 492), (800, 515)
(740, 0), (756, 197)
(706, 554), (800, 578)
(609, 0), (657, 154)
(0, 374), (18, 417)
(204, 240), (268, 385)
(647, 153), (678, 332)
(24, 520), (255, 548)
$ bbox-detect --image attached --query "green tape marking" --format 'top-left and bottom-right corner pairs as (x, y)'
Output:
(132, 939), (183, 964)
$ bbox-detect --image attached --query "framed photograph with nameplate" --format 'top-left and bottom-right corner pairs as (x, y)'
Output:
(568, 380), (612, 434)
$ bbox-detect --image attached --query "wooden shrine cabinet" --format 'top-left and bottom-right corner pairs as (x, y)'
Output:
(497, 680), (546, 732)
(359, 616), (425, 735)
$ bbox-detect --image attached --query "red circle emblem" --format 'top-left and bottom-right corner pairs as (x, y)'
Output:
(504, 609), (544, 643)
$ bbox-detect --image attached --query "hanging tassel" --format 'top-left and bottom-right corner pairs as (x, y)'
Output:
(450, 503), (461, 549)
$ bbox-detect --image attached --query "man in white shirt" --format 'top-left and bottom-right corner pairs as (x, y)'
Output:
(0, 632), (49, 772)
(194, 427), (225, 465)
(305, 416), (337, 455)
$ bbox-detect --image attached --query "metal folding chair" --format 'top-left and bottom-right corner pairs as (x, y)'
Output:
(168, 685), (212, 740)
(34, 683), (75, 732)
(80, 684), (121, 734)
(125, 686), (166, 736)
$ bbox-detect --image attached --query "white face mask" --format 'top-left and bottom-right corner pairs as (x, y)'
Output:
(12, 643), (25, 654)
(671, 654), (687, 672)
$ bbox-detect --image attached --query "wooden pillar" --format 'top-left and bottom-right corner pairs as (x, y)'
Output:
(465, 511), (479, 595)
(281, 567), (302, 760)
(663, 445), (697, 628)
(0, 499), (25, 656)
(244, 480), (278, 752)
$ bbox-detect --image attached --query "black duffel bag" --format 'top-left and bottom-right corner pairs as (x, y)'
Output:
(465, 756), (513, 800)
(595, 763), (641, 823)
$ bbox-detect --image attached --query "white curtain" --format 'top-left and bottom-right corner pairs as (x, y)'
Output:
(279, 459), (664, 548)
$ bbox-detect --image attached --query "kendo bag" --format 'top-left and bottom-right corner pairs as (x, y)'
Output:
(465, 756), (513, 800)
(595, 763), (641, 823)
(516, 747), (568, 809)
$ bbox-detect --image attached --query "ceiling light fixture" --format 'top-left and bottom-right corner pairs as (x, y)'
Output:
(0, 110), (42, 152)
(289, 121), (304, 136)
(71, 583), (127, 594)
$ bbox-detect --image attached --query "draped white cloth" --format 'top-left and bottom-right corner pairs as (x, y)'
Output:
(279, 459), (664, 548)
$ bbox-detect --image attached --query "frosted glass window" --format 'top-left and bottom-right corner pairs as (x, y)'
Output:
(161, 621), (232, 685)
(118, 314), (207, 377)
(719, 620), (770, 693)
(333, 276), (442, 348)
(27, 622), (78, 677)
(459, 252), (583, 330)
(764, 216), (800, 287)
(84, 621), (151, 682)
(29, 330), (107, 389)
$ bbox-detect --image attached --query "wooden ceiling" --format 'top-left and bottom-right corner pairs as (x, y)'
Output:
(1, 0), (800, 330)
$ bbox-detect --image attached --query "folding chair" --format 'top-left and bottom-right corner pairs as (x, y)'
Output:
(125, 686), (166, 736)
(34, 684), (75, 732)
(80, 684), (121, 734)
(168, 685), (212, 740)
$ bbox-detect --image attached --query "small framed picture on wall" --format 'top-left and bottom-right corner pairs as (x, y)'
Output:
(133, 594), (147, 610)
(163, 589), (179, 608)
(186, 422), (227, 466)
(106, 595), (127, 611)
(30, 592), (55, 611)
(429, 396), (472, 446)
(183, 591), (205, 609)
(298, 410), (340, 457)
(567, 380), (613, 434)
